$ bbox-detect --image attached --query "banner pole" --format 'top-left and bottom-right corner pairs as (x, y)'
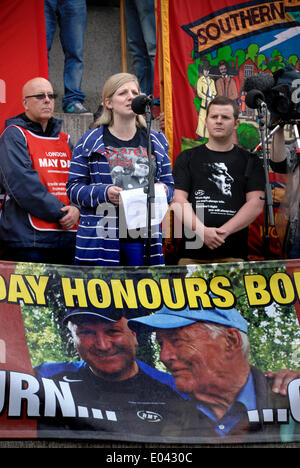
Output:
(120, 0), (127, 72)
(159, 0), (173, 165)
(156, 0), (164, 112)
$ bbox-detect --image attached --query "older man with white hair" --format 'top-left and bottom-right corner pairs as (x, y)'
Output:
(129, 305), (300, 442)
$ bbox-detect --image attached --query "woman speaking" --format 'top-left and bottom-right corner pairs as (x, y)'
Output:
(67, 73), (174, 266)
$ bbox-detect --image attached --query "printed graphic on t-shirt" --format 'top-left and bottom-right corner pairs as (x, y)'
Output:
(106, 145), (157, 190)
(207, 162), (234, 196)
(194, 162), (236, 219)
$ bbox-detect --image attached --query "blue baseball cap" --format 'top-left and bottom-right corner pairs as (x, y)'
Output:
(128, 304), (248, 333)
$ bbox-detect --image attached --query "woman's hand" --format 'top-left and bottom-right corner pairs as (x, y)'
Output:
(107, 186), (123, 205)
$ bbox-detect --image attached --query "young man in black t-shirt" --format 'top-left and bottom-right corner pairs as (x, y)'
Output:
(172, 96), (265, 263)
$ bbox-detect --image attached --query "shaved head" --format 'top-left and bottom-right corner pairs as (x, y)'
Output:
(22, 77), (55, 131)
(22, 77), (52, 99)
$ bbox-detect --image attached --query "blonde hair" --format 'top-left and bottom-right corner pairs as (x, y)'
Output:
(93, 73), (146, 129)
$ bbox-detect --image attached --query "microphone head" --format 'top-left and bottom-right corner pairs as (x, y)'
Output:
(245, 89), (265, 109)
(243, 73), (275, 93)
(131, 94), (153, 115)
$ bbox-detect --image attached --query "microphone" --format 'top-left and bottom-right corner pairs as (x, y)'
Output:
(131, 94), (153, 115)
(245, 89), (267, 109)
(243, 73), (275, 93)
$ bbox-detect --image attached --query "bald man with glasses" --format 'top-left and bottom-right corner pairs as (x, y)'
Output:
(0, 77), (79, 264)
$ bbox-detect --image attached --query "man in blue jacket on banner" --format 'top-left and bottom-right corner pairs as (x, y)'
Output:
(129, 305), (300, 443)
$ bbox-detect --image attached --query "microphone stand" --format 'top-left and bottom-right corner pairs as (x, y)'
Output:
(256, 102), (275, 260)
(144, 102), (155, 266)
(253, 123), (283, 153)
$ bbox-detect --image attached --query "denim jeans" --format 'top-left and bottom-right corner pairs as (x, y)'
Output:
(44, 0), (86, 108)
(124, 0), (156, 97)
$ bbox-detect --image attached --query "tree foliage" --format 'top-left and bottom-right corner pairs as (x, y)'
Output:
(187, 261), (300, 372)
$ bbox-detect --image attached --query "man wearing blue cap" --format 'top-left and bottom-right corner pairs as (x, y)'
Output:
(128, 305), (300, 442)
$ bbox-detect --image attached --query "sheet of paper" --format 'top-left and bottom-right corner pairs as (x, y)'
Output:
(120, 184), (168, 230)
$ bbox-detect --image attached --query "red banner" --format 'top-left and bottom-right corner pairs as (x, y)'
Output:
(157, 0), (300, 163)
(0, 0), (48, 133)
(0, 262), (37, 438)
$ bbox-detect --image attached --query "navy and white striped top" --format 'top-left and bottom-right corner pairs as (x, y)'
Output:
(66, 125), (174, 266)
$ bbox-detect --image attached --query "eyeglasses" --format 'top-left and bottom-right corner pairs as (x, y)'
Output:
(25, 93), (57, 100)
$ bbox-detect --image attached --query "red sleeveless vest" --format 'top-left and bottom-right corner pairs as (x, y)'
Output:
(18, 127), (76, 231)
